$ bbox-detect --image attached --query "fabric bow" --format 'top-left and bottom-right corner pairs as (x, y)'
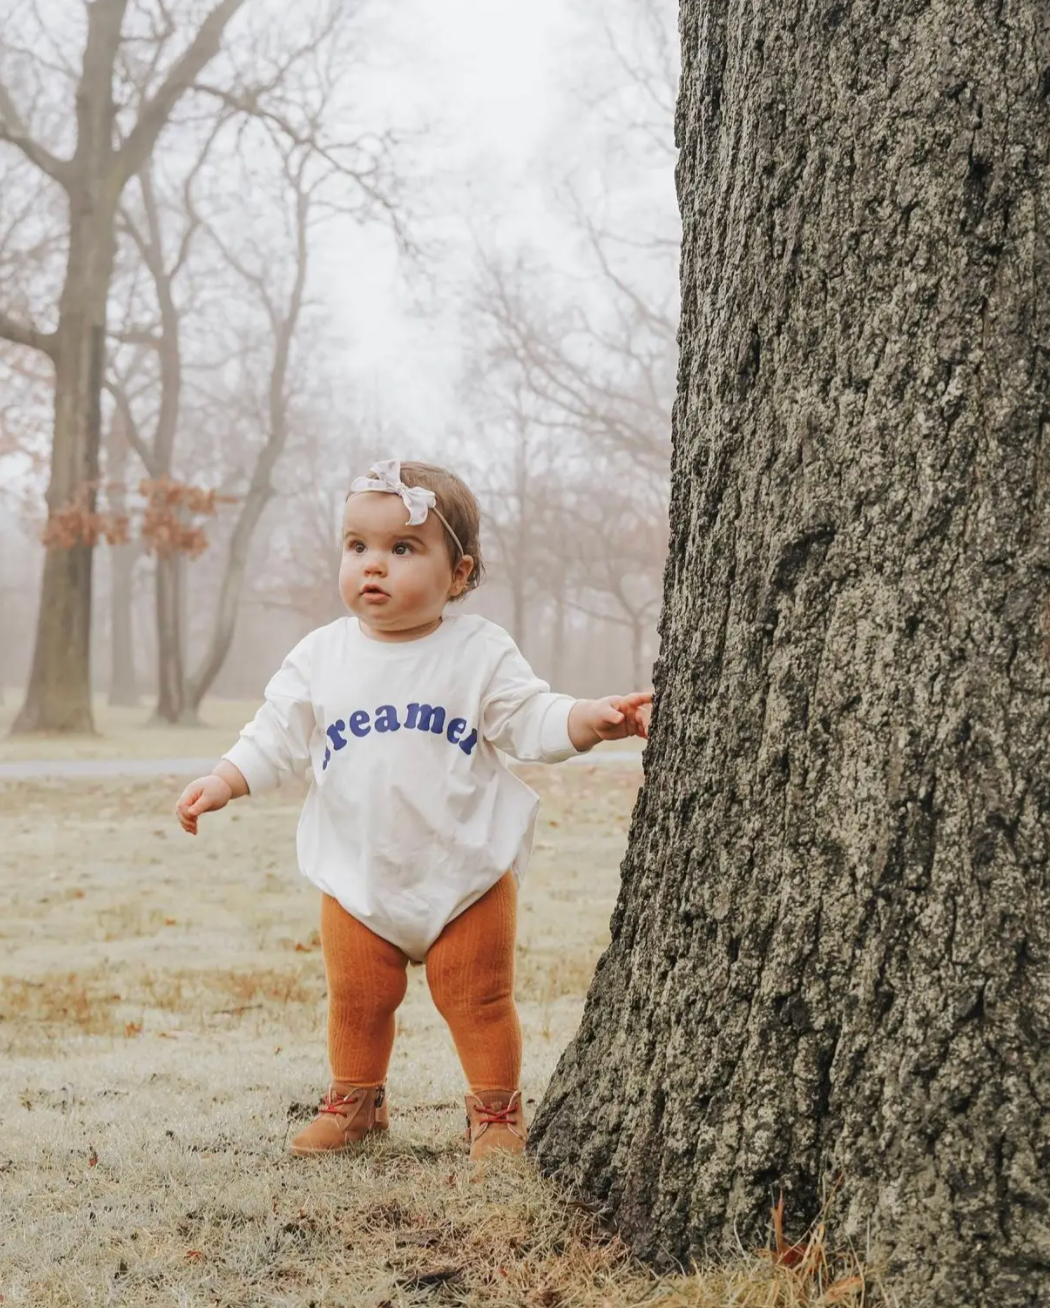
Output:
(350, 459), (436, 526)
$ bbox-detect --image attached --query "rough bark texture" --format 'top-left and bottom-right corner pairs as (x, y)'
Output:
(531, 4), (1050, 1305)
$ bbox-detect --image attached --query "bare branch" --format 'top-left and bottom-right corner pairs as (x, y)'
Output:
(0, 306), (58, 359)
(115, 0), (248, 185)
(103, 377), (157, 476)
(0, 77), (68, 183)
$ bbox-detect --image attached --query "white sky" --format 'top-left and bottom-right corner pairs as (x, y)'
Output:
(312, 0), (585, 442)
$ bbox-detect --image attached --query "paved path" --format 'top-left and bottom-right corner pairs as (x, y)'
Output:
(0, 751), (644, 781)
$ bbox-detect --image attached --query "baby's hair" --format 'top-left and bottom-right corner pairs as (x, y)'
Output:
(351, 461), (485, 599)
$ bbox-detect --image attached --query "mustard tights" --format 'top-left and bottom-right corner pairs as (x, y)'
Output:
(319, 871), (521, 1094)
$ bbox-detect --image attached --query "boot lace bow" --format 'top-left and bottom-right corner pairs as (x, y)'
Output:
(319, 1089), (364, 1116)
(476, 1101), (519, 1126)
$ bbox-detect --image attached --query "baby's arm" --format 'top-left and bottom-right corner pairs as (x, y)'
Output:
(174, 633), (316, 835)
(175, 760), (248, 836)
(482, 634), (653, 761)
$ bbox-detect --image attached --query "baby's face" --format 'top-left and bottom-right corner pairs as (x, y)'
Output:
(338, 492), (472, 641)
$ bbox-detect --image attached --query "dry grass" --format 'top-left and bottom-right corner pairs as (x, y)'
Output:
(0, 694), (262, 762)
(0, 758), (866, 1307)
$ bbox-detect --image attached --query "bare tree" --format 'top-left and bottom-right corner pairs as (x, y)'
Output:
(0, 0), (256, 732)
(558, 480), (665, 689)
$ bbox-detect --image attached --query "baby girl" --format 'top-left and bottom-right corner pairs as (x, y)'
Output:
(175, 460), (651, 1159)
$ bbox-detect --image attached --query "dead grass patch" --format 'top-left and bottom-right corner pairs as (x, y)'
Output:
(0, 964), (323, 1038)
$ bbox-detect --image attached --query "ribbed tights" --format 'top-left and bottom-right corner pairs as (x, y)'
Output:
(320, 872), (521, 1094)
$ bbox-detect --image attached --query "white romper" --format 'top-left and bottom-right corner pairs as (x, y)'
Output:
(222, 613), (577, 960)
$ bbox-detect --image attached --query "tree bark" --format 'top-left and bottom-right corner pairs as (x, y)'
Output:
(530, 5), (1050, 1306)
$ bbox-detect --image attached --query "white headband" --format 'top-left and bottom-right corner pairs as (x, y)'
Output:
(349, 459), (465, 559)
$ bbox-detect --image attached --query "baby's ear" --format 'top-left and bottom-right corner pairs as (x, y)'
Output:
(450, 554), (474, 597)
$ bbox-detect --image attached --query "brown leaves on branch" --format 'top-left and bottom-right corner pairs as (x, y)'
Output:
(41, 489), (129, 550)
(40, 476), (237, 555)
(139, 476), (236, 559)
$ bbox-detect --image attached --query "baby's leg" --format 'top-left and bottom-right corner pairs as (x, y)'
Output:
(425, 872), (521, 1093)
(321, 894), (409, 1084)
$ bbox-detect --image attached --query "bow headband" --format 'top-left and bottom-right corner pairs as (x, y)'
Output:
(349, 459), (465, 559)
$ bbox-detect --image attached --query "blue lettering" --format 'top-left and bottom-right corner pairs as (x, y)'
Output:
(322, 705), (479, 768)
(406, 702), (446, 734)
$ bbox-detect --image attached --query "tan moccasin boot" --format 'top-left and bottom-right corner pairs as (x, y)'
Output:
(464, 1090), (527, 1161)
(290, 1082), (389, 1156)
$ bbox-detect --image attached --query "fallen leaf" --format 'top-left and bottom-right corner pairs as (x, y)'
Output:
(185, 1250), (203, 1262)
(124, 1021), (143, 1038)
(88, 1147), (98, 1168)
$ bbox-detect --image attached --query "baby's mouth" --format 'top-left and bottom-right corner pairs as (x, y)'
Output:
(361, 584), (389, 598)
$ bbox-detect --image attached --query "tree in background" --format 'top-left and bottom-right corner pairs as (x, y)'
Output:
(0, 0), (251, 732)
(532, 4), (1050, 1303)
(0, 0), (405, 730)
(465, 0), (677, 686)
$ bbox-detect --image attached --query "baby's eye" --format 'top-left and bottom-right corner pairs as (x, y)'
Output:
(345, 539), (366, 554)
(392, 541), (413, 556)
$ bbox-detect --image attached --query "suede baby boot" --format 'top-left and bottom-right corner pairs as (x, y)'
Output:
(290, 1082), (389, 1155)
(464, 1090), (527, 1161)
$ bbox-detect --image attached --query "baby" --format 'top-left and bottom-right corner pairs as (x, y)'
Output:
(175, 460), (652, 1160)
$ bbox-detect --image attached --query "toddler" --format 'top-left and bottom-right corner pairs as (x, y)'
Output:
(175, 460), (651, 1160)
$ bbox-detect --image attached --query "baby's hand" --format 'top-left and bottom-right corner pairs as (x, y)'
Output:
(569, 692), (654, 750)
(175, 774), (233, 835)
(605, 691), (653, 741)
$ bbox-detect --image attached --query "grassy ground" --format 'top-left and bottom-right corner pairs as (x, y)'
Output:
(0, 728), (865, 1306)
(0, 695), (261, 762)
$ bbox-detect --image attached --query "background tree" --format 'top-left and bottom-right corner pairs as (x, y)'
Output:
(531, 5), (1050, 1304)
(0, 0), (250, 733)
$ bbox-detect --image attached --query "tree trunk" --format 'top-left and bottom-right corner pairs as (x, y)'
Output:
(108, 541), (139, 707)
(13, 222), (112, 733)
(510, 567), (527, 652)
(551, 592), (566, 687)
(630, 616), (645, 691)
(106, 414), (139, 707)
(530, 6), (1050, 1306)
(154, 552), (187, 722)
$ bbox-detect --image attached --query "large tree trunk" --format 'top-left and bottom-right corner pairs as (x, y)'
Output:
(13, 219), (113, 733)
(530, 5), (1050, 1305)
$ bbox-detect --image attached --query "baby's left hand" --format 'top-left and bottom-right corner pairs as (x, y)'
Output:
(569, 692), (654, 750)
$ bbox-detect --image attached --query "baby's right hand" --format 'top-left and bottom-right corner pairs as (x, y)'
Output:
(175, 774), (233, 835)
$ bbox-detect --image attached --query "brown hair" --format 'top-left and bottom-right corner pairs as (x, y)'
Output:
(353, 460), (485, 599)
